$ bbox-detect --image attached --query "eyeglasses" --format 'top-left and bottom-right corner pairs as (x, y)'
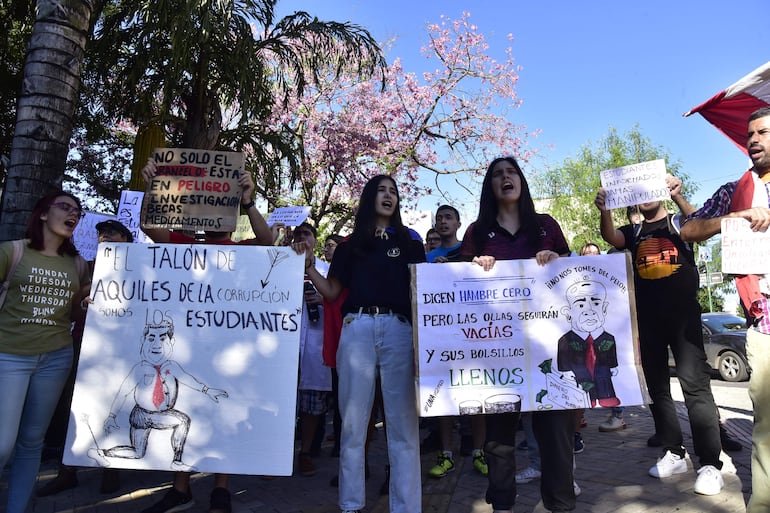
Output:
(427, 237), (441, 243)
(50, 202), (85, 219)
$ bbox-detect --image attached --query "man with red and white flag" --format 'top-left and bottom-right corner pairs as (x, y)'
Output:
(684, 61), (770, 154)
(681, 107), (770, 513)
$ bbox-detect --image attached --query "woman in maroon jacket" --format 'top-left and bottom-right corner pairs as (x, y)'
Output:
(459, 156), (576, 513)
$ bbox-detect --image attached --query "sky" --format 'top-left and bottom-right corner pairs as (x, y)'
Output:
(277, 0), (768, 212)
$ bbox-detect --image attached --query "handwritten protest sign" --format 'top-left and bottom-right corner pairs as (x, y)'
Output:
(141, 148), (245, 233)
(267, 206), (311, 227)
(118, 190), (151, 243)
(721, 217), (770, 274)
(599, 159), (669, 210)
(412, 253), (648, 417)
(231, 214), (258, 242)
(64, 244), (304, 476)
(73, 211), (115, 261)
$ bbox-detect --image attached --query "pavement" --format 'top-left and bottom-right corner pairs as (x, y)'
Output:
(3, 376), (753, 513)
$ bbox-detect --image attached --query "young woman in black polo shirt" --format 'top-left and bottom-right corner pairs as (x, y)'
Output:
(459, 156), (576, 513)
(299, 175), (425, 513)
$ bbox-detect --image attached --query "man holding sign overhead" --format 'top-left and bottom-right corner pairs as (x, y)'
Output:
(595, 173), (724, 496)
(680, 107), (770, 513)
(136, 155), (274, 513)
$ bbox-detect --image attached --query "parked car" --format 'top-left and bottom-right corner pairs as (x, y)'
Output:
(668, 312), (749, 382)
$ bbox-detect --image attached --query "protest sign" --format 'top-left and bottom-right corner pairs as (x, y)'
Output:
(412, 253), (648, 417)
(73, 211), (115, 261)
(118, 190), (151, 243)
(231, 214), (258, 242)
(721, 217), (770, 274)
(599, 159), (669, 210)
(267, 206), (311, 227)
(141, 148), (245, 233)
(64, 243), (304, 476)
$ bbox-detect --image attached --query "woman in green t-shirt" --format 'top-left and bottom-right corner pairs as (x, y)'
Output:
(0, 191), (89, 513)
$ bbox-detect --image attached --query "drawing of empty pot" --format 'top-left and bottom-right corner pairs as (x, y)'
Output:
(484, 393), (522, 413)
(458, 400), (483, 415)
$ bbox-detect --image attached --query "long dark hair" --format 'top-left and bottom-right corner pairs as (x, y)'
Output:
(471, 156), (540, 254)
(349, 175), (411, 255)
(25, 191), (82, 256)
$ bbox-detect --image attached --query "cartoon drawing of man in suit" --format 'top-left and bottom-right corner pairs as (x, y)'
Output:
(88, 318), (227, 470)
(556, 280), (621, 408)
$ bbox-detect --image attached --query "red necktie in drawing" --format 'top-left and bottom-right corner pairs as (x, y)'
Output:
(152, 365), (164, 408)
(585, 335), (596, 379)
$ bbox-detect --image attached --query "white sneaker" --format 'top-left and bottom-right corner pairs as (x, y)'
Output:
(694, 465), (723, 495)
(598, 415), (627, 432)
(514, 466), (542, 484)
(573, 480), (581, 496)
(649, 450), (688, 478)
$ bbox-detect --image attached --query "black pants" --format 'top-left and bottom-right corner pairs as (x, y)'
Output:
(639, 304), (722, 469)
(485, 409), (575, 511)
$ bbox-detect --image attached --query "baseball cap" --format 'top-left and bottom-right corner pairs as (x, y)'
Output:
(95, 220), (134, 242)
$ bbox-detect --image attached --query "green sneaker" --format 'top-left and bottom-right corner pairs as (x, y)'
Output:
(473, 451), (488, 476)
(428, 452), (455, 478)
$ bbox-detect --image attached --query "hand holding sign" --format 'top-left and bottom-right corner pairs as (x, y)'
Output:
(599, 159), (669, 210)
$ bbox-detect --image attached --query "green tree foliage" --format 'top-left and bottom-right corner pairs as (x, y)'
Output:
(1, 0), (96, 240)
(695, 239), (737, 314)
(85, 0), (385, 153)
(0, 0), (35, 185)
(531, 125), (698, 252)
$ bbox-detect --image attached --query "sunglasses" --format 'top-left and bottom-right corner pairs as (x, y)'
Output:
(50, 202), (85, 219)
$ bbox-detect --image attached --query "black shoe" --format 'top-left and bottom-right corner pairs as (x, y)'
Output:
(141, 487), (194, 513)
(209, 487), (231, 513)
(379, 465), (390, 496)
(647, 433), (662, 447)
(720, 425), (742, 452)
(573, 432), (585, 454)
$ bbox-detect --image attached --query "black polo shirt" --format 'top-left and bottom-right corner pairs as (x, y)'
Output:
(329, 228), (426, 318)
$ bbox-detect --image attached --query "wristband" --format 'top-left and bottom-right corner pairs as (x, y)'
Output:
(241, 199), (256, 210)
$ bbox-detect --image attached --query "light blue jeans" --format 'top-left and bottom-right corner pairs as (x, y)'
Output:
(337, 313), (421, 513)
(0, 346), (73, 513)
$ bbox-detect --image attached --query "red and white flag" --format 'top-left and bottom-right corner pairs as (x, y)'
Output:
(684, 61), (770, 155)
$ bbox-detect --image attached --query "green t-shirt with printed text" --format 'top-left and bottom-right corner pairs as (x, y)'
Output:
(0, 241), (88, 355)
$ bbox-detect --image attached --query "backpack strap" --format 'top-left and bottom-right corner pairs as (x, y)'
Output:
(0, 239), (27, 310)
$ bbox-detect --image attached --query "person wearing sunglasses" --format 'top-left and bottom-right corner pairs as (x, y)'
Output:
(0, 191), (90, 513)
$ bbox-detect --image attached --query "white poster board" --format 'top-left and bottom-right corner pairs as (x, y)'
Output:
(118, 190), (152, 243)
(267, 206), (311, 227)
(141, 148), (245, 233)
(721, 217), (770, 274)
(599, 159), (669, 210)
(412, 253), (648, 417)
(63, 243), (304, 476)
(73, 211), (116, 261)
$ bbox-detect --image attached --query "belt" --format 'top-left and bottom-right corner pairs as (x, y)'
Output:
(356, 306), (396, 316)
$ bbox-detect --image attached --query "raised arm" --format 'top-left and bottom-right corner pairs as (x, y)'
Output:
(293, 241), (344, 300)
(238, 172), (274, 246)
(139, 158), (171, 243)
(667, 174), (696, 216)
(594, 188), (626, 249)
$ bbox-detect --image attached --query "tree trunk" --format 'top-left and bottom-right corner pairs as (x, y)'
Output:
(0, 0), (94, 240)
